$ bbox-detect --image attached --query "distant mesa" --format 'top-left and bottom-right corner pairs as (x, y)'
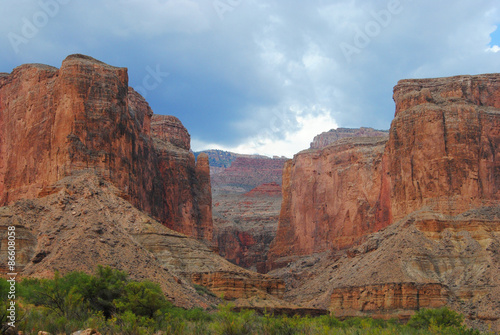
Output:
(310, 127), (389, 149)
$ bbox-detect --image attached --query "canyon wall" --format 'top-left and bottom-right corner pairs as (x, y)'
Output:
(0, 54), (211, 241)
(211, 156), (288, 193)
(386, 75), (500, 222)
(0, 54), (288, 309)
(204, 150), (287, 272)
(268, 73), (500, 330)
(267, 136), (389, 269)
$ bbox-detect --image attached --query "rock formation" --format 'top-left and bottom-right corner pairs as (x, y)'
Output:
(268, 74), (500, 331)
(0, 54), (285, 309)
(201, 150), (287, 272)
(244, 182), (282, 197)
(151, 115), (213, 240)
(210, 155), (288, 193)
(214, 191), (281, 273)
(0, 54), (211, 241)
(0, 173), (285, 307)
(310, 127), (389, 149)
(267, 136), (389, 269)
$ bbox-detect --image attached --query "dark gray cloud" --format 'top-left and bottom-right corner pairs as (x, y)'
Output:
(1, 0), (499, 156)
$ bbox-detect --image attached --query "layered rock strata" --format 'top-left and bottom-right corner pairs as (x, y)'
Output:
(0, 174), (284, 307)
(268, 74), (500, 331)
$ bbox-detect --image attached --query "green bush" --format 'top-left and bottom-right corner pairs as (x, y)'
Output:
(407, 307), (464, 330)
(194, 284), (216, 297)
(115, 281), (168, 318)
(11, 271), (488, 335)
(19, 271), (92, 320)
(81, 265), (128, 318)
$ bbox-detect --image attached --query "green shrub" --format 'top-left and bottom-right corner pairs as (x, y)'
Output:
(19, 271), (92, 320)
(194, 284), (216, 297)
(115, 281), (168, 318)
(81, 265), (128, 318)
(407, 307), (464, 330)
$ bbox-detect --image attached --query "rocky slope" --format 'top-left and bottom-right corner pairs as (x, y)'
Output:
(0, 55), (285, 309)
(0, 173), (285, 307)
(310, 127), (389, 149)
(268, 73), (500, 331)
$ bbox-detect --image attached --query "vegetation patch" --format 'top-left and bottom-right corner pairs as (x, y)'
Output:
(0, 268), (491, 334)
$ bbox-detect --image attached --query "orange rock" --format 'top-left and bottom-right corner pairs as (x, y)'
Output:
(267, 136), (389, 270)
(244, 182), (282, 197)
(386, 74), (500, 222)
(0, 54), (212, 241)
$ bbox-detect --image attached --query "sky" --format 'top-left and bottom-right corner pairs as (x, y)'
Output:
(0, 0), (499, 157)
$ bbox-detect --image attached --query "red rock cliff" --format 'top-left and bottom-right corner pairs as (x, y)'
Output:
(151, 115), (213, 240)
(268, 73), (500, 331)
(0, 54), (212, 241)
(267, 136), (389, 270)
(269, 73), (500, 271)
(386, 74), (500, 222)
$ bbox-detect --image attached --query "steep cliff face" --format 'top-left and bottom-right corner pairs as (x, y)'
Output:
(268, 73), (500, 331)
(151, 115), (213, 241)
(0, 54), (212, 241)
(267, 136), (389, 270)
(0, 55), (289, 309)
(386, 74), (500, 222)
(310, 127), (389, 149)
(214, 191), (281, 273)
(207, 152), (286, 272)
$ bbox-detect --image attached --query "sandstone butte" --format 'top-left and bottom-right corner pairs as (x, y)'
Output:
(267, 73), (500, 331)
(0, 54), (288, 310)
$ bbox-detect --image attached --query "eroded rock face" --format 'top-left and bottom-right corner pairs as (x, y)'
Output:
(268, 73), (500, 330)
(386, 75), (500, 222)
(151, 116), (213, 241)
(0, 174), (285, 308)
(0, 55), (287, 310)
(267, 136), (389, 270)
(208, 153), (287, 272)
(0, 54), (212, 241)
(244, 182), (282, 197)
(214, 192), (281, 273)
(211, 156), (288, 193)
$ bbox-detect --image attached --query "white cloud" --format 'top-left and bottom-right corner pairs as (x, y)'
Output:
(192, 105), (338, 157)
(486, 45), (500, 52)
